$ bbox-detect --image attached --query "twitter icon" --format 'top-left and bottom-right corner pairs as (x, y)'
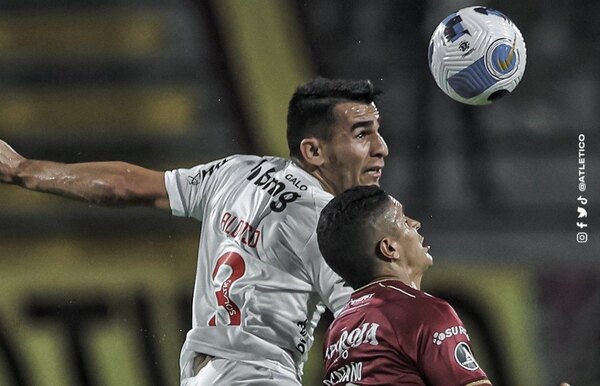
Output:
(577, 207), (588, 218)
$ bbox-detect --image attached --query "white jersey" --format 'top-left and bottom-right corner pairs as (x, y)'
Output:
(164, 155), (352, 381)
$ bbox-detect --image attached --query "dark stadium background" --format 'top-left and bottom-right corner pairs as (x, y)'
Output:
(0, 0), (597, 385)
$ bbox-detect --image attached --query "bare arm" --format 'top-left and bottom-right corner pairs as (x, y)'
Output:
(0, 139), (170, 209)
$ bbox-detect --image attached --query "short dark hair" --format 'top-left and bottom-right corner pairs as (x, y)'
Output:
(286, 78), (381, 160)
(317, 185), (391, 288)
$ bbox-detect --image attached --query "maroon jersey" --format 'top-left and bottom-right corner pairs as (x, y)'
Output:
(323, 280), (490, 386)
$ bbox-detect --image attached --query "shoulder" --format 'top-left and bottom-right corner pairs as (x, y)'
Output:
(274, 162), (332, 217)
(366, 282), (460, 325)
(404, 289), (459, 323)
(165, 154), (262, 181)
(404, 292), (465, 338)
(196, 154), (278, 171)
(190, 154), (295, 187)
(209, 154), (265, 172)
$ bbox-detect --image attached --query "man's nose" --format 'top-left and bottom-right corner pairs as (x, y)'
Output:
(373, 133), (389, 158)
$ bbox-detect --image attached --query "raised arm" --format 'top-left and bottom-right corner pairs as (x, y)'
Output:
(0, 139), (170, 209)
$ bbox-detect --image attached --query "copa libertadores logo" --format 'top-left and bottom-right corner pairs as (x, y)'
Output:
(454, 342), (480, 371)
(485, 37), (519, 80)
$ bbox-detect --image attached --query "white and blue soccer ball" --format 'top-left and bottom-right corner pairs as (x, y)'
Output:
(428, 6), (527, 105)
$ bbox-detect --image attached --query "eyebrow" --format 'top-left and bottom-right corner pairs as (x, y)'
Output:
(350, 120), (375, 131)
(397, 202), (406, 219)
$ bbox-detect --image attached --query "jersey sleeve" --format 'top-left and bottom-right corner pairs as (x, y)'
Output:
(164, 156), (232, 220)
(416, 301), (491, 386)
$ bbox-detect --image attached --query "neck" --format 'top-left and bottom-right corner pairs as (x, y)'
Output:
(295, 159), (336, 195)
(408, 266), (425, 290)
(410, 275), (423, 290)
(373, 269), (424, 290)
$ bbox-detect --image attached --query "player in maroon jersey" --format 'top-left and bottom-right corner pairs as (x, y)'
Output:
(316, 184), (491, 386)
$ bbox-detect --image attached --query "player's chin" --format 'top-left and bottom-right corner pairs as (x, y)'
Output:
(362, 173), (382, 185)
(425, 252), (433, 266)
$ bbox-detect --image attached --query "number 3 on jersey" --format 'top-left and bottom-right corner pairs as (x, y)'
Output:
(208, 252), (246, 326)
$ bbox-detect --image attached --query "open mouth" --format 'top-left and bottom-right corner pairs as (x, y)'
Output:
(422, 239), (432, 260)
(365, 166), (383, 177)
(420, 236), (430, 251)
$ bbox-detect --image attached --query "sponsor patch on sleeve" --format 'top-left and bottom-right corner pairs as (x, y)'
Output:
(454, 342), (480, 371)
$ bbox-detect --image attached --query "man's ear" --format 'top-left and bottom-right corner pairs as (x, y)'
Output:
(378, 237), (400, 261)
(299, 138), (324, 167)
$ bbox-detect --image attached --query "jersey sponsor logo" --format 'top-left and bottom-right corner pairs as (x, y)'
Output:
(295, 319), (309, 354)
(187, 158), (230, 185)
(285, 173), (308, 191)
(325, 322), (379, 360)
(432, 325), (470, 345)
(246, 159), (301, 212)
(208, 252), (246, 326)
(323, 361), (363, 386)
(454, 342), (480, 371)
(220, 212), (261, 248)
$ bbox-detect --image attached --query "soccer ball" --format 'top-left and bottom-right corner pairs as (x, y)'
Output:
(428, 6), (526, 105)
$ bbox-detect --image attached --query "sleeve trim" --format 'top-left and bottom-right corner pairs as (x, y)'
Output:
(164, 170), (186, 217)
(465, 379), (492, 386)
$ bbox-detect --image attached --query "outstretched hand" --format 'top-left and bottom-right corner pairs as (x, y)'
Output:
(0, 139), (26, 184)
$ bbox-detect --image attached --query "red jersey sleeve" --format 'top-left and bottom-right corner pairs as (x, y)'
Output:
(414, 299), (490, 386)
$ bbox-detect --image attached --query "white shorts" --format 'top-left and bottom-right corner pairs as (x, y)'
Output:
(180, 357), (301, 386)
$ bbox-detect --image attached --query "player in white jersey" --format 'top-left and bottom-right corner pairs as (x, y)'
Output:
(0, 78), (388, 385)
(168, 155), (351, 384)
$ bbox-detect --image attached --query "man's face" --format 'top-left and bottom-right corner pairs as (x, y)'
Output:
(319, 101), (388, 194)
(387, 197), (433, 269)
